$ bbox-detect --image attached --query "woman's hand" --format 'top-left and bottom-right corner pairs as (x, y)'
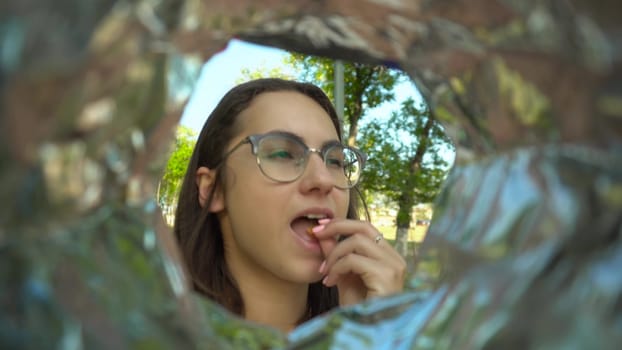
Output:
(312, 218), (407, 306)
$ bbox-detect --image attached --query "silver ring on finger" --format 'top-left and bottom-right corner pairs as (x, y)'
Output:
(374, 234), (384, 244)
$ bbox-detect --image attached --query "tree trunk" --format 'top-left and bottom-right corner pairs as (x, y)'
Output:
(346, 88), (363, 147)
(394, 116), (436, 258)
(394, 226), (410, 258)
(345, 66), (371, 146)
(347, 122), (359, 147)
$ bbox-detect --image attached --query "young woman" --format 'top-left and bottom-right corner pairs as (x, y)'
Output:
(174, 78), (406, 332)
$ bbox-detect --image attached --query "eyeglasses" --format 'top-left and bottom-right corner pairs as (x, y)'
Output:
(219, 131), (366, 189)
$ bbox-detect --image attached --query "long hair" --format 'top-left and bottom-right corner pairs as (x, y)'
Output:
(173, 78), (362, 322)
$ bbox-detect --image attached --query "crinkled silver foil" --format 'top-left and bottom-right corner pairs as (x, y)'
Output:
(2, 0), (620, 349)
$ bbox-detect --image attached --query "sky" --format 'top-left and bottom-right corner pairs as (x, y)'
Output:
(180, 39), (297, 132)
(179, 39), (424, 134)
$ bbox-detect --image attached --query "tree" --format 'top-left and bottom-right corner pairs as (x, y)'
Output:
(236, 66), (295, 83)
(359, 98), (453, 257)
(285, 53), (401, 146)
(158, 125), (196, 225)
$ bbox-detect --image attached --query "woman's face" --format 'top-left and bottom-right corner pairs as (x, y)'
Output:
(218, 91), (349, 284)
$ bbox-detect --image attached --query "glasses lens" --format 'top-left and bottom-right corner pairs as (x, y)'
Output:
(256, 135), (306, 182)
(325, 145), (362, 188)
(254, 134), (364, 188)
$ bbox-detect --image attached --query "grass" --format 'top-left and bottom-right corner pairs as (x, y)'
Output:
(376, 225), (428, 243)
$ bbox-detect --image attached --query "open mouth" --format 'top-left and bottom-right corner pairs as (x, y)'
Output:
(290, 214), (327, 241)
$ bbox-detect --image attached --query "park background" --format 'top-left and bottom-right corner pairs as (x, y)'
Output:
(161, 38), (455, 254)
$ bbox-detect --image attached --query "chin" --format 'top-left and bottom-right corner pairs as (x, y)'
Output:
(296, 271), (324, 284)
(287, 262), (323, 284)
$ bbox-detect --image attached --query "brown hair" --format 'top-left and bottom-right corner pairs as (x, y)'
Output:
(173, 78), (363, 322)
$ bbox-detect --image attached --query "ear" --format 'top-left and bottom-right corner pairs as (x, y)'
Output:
(196, 166), (224, 212)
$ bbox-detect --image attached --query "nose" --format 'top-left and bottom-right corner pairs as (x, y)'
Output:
(298, 149), (334, 194)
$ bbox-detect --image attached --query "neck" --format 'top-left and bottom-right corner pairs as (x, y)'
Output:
(242, 279), (308, 333)
(226, 250), (309, 333)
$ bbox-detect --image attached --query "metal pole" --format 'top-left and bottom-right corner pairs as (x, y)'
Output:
(334, 60), (345, 131)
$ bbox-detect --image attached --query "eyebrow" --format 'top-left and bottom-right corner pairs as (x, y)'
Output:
(268, 129), (341, 148)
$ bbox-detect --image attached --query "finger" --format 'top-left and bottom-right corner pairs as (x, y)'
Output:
(318, 236), (337, 260)
(312, 217), (407, 256)
(323, 235), (406, 279)
(322, 253), (375, 287)
(313, 220), (392, 252)
(323, 233), (387, 266)
(323, 254), (399, 296)
(313, 220), (405, 266)
(312, 219), (375, 241)
(309, 218), (336, 259)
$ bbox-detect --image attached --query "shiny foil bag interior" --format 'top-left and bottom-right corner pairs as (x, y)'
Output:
(1, 0), (621, 348)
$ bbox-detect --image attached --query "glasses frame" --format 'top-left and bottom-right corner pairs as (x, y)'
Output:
(219, 132), (367, 189)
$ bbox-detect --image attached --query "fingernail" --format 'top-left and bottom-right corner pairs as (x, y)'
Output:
(318, 260), (326, 273)
(322, 276), (329, 285)
(318, 218), (331, 225)
(312, 224), (325, 233)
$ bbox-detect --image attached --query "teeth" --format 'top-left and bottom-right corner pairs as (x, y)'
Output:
(305, 214), (327, 220)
